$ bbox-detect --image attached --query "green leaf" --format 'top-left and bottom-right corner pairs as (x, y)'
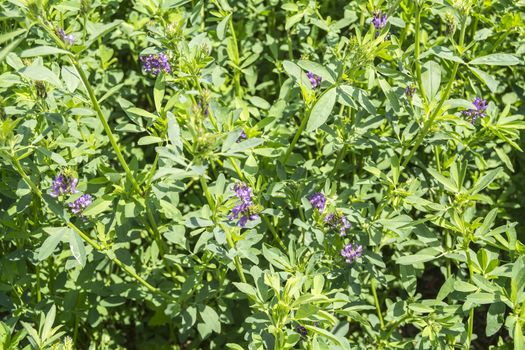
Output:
(469, 53), (521, 66)
(421, 61), (441, 102)
(466, 292), (497, 304)
(427, 46), (464, 63)
(38, 227), (71, 261)
(486, 302), (505, 337)
(67, 231), (86, 267)
(82, 198), (113, 216)
(515, 319), (525, 350)
(138, 136), (164, 145)
(262, 244), (291, 270)
(228, 138), (264, 153)
(154, 73), (165, 113)
(217, 14), (231, 40)
(297, 60), (336, 83)
(233, 282), (258, 299)
(42, 305), (56, 339)
(469, 66), (499, 93)
(83, 21), (123, 53)
(471, 168), (502, 194)
(427, 168), (458, 192)
(436, 276), (455, 301)
(21, 46), (71, 58)
(61, 66), (80, 92)
(474, 208), (498, 238)
(36, 147), (67, 166)
(303, 325), (343, 346)
(20, 64), (61, 87)
(0, 36), (25, 63)
(0, 28), (26, 45)
(397, 254), (437, 265)
(339, 85), (376, 114)
(167, 112), (183, 152)
(199, 306), (220, 333)
(163, 225), (185, 247)
(282, 60), (310, 87)
(378, 78), (400, 113)
(306, 88), (337, 132)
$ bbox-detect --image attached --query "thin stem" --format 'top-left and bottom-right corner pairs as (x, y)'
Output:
(283, 107), (311, 164)
(262, 215), (286, 251)
(402, 19), (467, 168)
(371, 278), (385, 330)
(330, 143), (349, 177)
(12, 156), (42, 197)
(222, 224), (247, 283)
(12, 156), (169, 300)
(228, 18), (242, 98)
(465, 243), (475, 349)
(414, 3), (426, 103)
(72, 60), (143, 195)
(200, 176), (247, 283)
(200, 176), (215, 212)
(145, 203), (165, 256)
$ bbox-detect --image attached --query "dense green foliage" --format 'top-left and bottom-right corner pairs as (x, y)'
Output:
(1, 0), (525, 349)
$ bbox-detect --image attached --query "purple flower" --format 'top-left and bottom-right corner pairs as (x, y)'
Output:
(236, 129), (247, 143)
(309, 192), (326, 213)
(56, 27), (75, 45)
(405, 86), (416, 98)
(50, 173), (78, 198)
(324, 212), (351, 237)
(140, 53), (172, 75)
(341, 243), (363, 263)
(324, 213), (337, 227)
(462, 97), (488, 124)
(306, 72), (322, 89)
(68, 194), (93, 215)
(339, 216), (352, 237)
(233, 183), (253, 203)
(296, 325), (307, 337)
(229, 183), (258, 227)
(371, 11), (388, 36)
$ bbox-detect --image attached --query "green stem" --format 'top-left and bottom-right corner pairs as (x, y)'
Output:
(283, 107), (311, 164)
(12, 157), (169, 300)
(200, 176), (247, 283)
(72, 60), (143, 195)
(12, 157), (42, 197)
(330, 143), (348, 177)
(222, 224), (247, 283)
(228, 18), (242, 98)
(371, 278), (385, 330)
(465, 243), (475, 349)
(402, 19), (467, 168)
(145, 203), (165, 256)
(262, 215), (286, 251)
(414, 3), (426, 103)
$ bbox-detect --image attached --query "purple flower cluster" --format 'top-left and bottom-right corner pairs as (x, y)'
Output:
(296, 325), (307, 337)
(371, 11), (388, 36)
(324, 212), (351, 236)
(49, 172), (93, 216)
(405, 86), (416, 98)
(50, 174), (78, 197)
(140, 53), (172, 75)
(306, 72), (322, 89)
(462, 97), (488, 124)
(56, 27), (75, 45)
(341, 243), (363, 264)
(229, 183), (259, 227)
(309, 192), (326, 213)
(68, 194), (93, 215)
(236, 129), (247, 143)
